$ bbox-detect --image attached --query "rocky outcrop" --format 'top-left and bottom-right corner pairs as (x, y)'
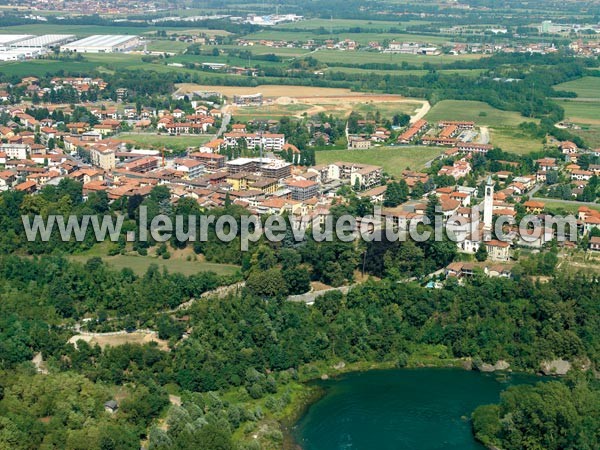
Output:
(540, 359), (571, 376)
(475, 360), (510, 373)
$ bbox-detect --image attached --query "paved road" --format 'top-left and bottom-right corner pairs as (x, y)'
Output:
(217, 111), (231, 137)
(288, 285), (353, 305)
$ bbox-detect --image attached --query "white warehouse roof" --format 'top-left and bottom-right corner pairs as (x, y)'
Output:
(61, 35), (139, 52)
(0, 35), (33, 46)
(12, 34), (74, 48)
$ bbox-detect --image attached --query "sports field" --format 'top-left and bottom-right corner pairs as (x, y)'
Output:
(316, 146), (442, 176)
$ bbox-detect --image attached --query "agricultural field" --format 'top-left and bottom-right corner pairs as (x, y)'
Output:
(489, 127), (544, 155)
(230, 98), (421, 121)
(0, 59), (95, 78)
(230, 103), (310, 121)
(426, 100), (530, 127)
(176, 84), (362, 97)
(166, 28), (232, 37)
(351, 101), (423, 119)
(310, 49), (486, 66)
(118, 133), (213, 152)
(274, 18), (430, 32)
(0, 24), (161, 36)
(325, 67), (485, 77)
(555, 100), (600, 125)
(171, 53), (285, 68)
(316, 146), (442, 177)
(245, 29), (456, 45)
(553, 98), (600, 147)
(145, 39), (190, 53)
(542, 200), (600, 215)
(0, 53), (162, 78)
(569, 125), (600, 149)
(180, 83), (426, 121)
(554, 77), (600, 99)
(217, 44), (308, 57)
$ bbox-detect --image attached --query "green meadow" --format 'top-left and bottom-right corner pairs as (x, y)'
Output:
(117, 133), (213, 151)
(426, 100), (530, 127)
(555, 99), (600, 124)
(316, 146), (442, 177)
(554, 77), (600, 99)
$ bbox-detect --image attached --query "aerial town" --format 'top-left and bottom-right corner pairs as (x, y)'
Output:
(0, 1), (598, 449)
(1, 75), (599, 263)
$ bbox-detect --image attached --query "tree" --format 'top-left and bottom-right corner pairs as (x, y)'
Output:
(246, 269), (288, 298)
(283, 268), (311, 295)
(383, 180), (409, 207)
(425, 194), (441, 224)
(546, 170), (559, 185)
(475, 244), (488, 262)
(472, 379), (599, 450)
(392, 113), (410, 127)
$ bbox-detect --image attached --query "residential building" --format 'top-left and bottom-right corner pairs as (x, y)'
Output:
(286, 179), (319, 201)
(90, 146), (116, 171)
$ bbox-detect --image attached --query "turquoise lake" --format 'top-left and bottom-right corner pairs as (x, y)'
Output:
(293, 368), (541, 450)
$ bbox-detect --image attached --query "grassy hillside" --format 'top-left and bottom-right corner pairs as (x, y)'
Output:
(425, 100), (529, 127)
(68, 253), (239, 276)
(554, 77), (600, 98)
(555, 100), (600, 125)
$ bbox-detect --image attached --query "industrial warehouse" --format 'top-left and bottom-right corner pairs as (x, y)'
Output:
(60, 35), (141, 53)
(0, 34), (75, 61)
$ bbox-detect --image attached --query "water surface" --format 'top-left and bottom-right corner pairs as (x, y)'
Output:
(294, 368), (540, 450)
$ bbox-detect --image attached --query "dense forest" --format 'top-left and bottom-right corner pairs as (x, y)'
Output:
(0, 246), (598, 448)
(1, 175), (598, 447)
(472, 374), (600, 449)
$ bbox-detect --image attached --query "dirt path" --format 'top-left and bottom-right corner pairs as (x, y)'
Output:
(478, 126), (490, 144)
(410, 100), (431, 124)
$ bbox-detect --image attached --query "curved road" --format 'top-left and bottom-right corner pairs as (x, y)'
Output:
(410, 100), (431, 124)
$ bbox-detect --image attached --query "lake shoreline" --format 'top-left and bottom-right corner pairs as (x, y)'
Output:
(282, 359), (543, 450)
